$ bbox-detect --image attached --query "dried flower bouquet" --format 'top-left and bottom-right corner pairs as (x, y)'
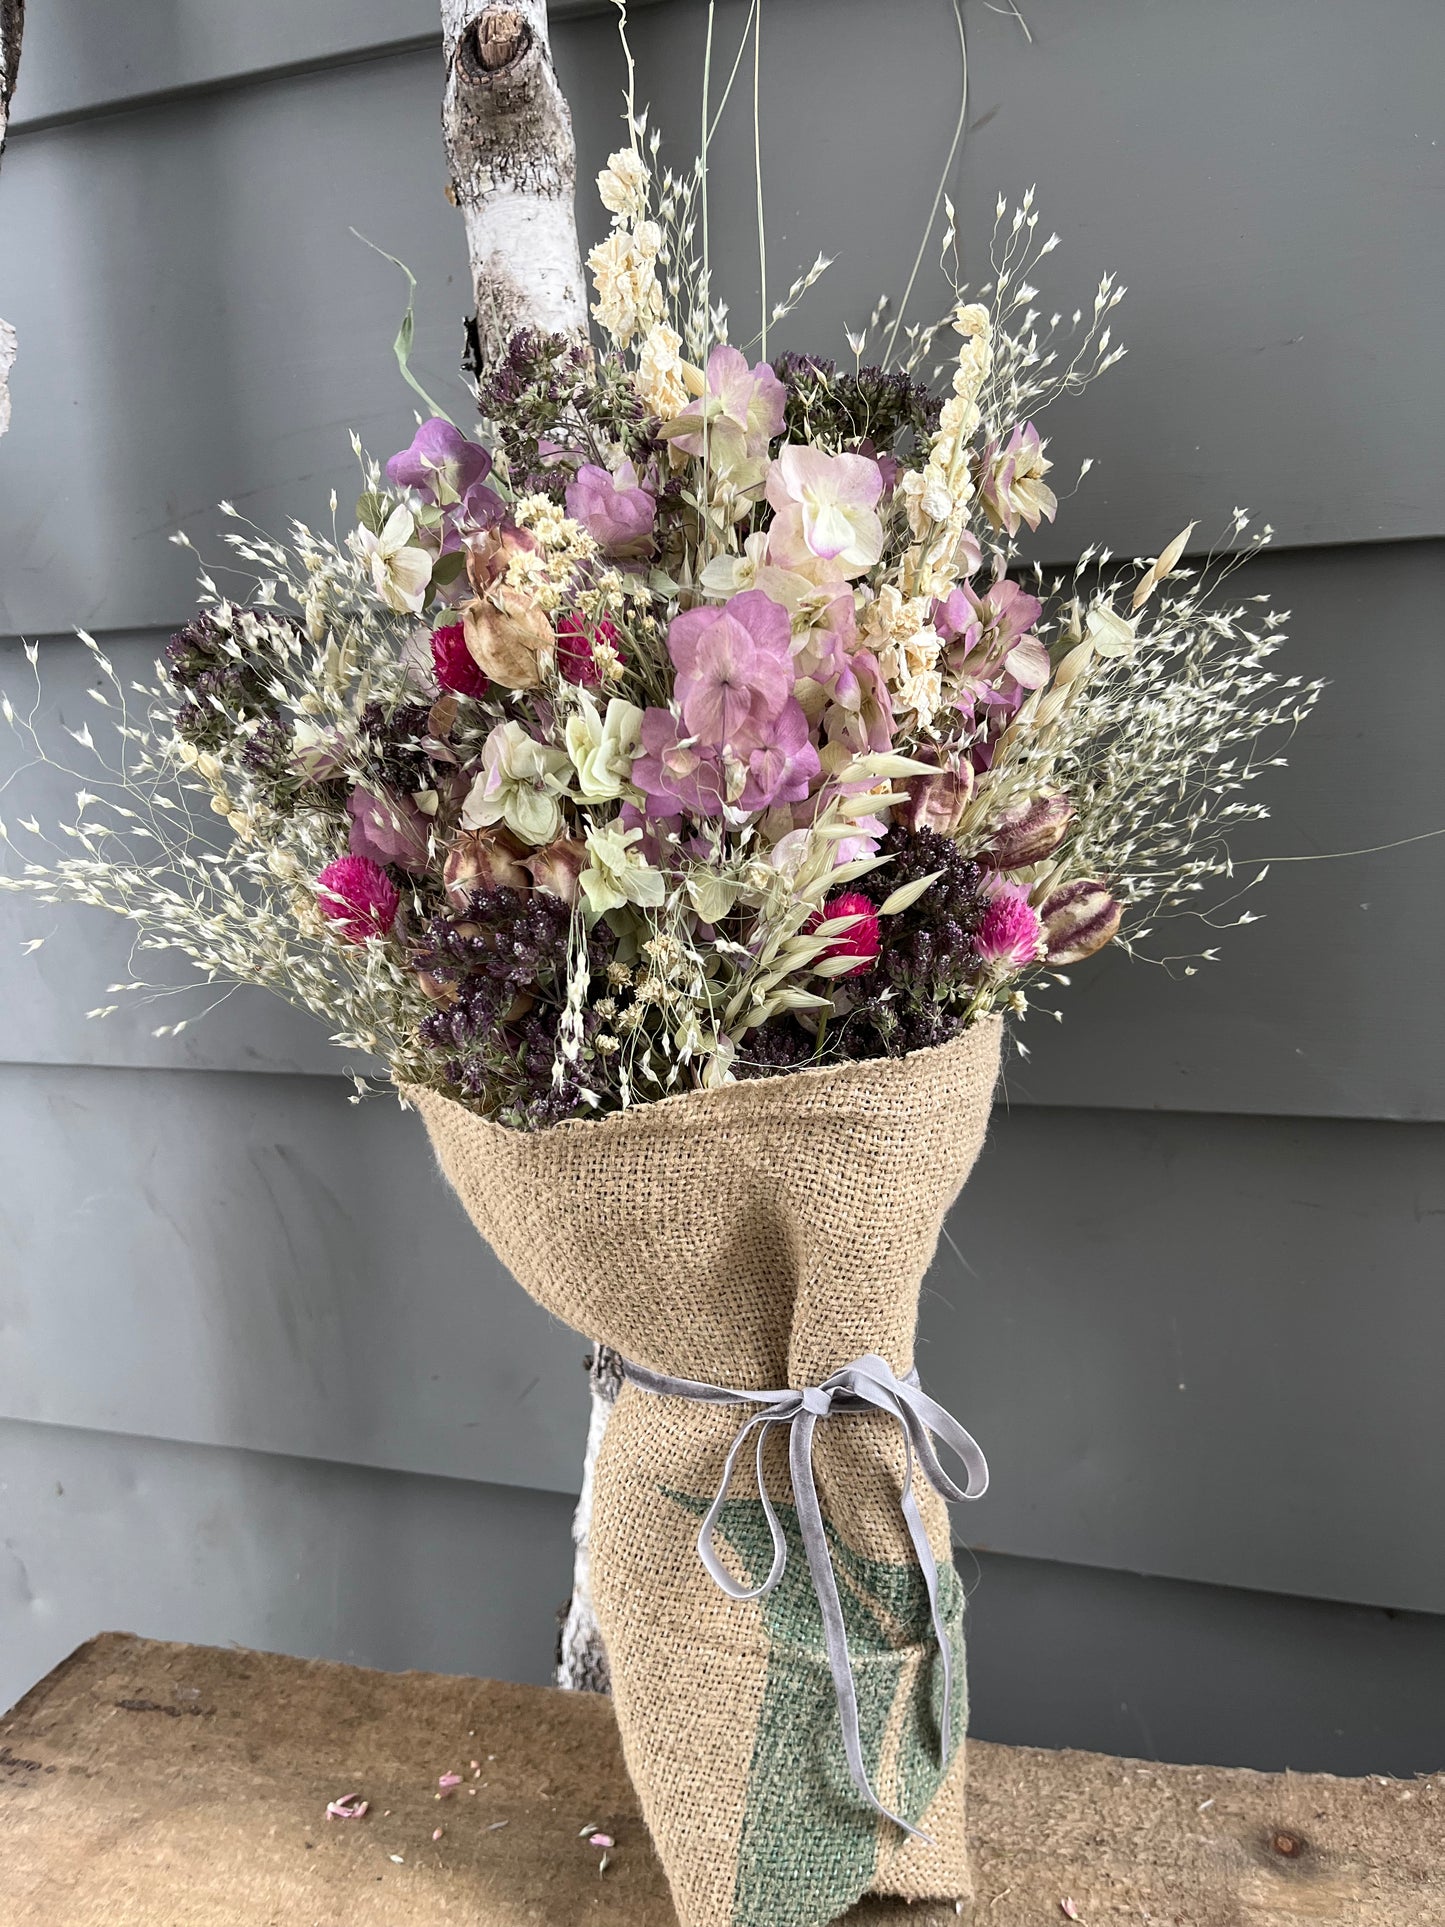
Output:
(1, 41), (1320, 1927)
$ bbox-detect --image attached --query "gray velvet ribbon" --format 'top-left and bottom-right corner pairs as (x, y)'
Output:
(621, 1351), (988, 1838)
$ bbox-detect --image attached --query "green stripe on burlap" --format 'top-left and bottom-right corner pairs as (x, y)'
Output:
(666, 1491), (965, 1927)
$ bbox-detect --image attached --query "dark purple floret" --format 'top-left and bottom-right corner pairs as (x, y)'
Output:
(410, 886), (616, 1123)
(773, 354), (941, 458)
(359, 699), (435, 796)
(240, 714), (295, 783)
(166, 612), (271, 751)
(470, 327), (661, 482)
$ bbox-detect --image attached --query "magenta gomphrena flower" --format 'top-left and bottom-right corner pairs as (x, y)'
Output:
(976, 883), (1044, 974)
(813, 890), (881, 977)
(316, 857), (400, 944)
(557, 614), (623, 687)
(430, 622), (489, 700)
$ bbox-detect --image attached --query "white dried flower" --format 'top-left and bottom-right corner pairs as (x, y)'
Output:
(461, 721), (571, 846)
(564, 693), (645, 804)
(636, 323), (691, 420)
(349, 506), (432, 615)
(597, 147), (650, 222)
(587, 226), (665, 344)
(581, 821), (666, 917)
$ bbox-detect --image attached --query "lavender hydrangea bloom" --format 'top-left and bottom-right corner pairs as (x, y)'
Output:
(936, 577), (1050, 702)
(668, 590), (793, 747)
(733, 698), (820, 810)
(630, 709), (727, 820)
(668, 345), (786, 484)
(386, 418), (503, 535)
(387, 418), (489, 502)
(347, 786), (432, 874)
(565, 459), (656, 559)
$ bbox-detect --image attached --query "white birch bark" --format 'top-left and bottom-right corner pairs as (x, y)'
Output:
(440, 0), (613, 1692)
(440, 0), (589, 369)
(0, 0), (25, 437)
(555, 1343), (622, 1693)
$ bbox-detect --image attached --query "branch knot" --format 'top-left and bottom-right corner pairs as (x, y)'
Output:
(463, 7), (531, 78)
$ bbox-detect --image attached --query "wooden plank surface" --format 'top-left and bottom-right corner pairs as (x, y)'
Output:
(1, 1635), (1439, 1926)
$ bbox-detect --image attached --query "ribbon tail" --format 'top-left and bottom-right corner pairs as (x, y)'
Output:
(894, 1416), (956, 1770)
(698, 1412), (788, 1603)
(789, 1411), (934, 1844)
(848, 1362), (973, 1772)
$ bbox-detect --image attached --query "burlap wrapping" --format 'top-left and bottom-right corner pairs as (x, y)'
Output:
(408, 1013), (1002, 1927)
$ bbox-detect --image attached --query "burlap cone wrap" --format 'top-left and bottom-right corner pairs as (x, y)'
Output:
(408, 1013), (1002, 1927)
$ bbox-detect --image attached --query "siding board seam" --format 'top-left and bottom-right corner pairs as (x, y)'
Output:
(7, 37), (445, 140)
(0, 1051), (1438, 1128)
(5, 2), (671, 138)
(2, 1407), (1441, 1627)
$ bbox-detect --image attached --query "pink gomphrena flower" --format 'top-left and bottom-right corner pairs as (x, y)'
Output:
(431, 622), (489, 700)
(316, 857), (400, 944)
(975, 883), (1045, 974)
(813, 890), (881, 977)
(556, 614), (624, 687)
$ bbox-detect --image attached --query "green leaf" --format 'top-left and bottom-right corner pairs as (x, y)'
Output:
(355, 491), (386, 535)
(812, 911), (866, 939)
(812, 953), (868, 979)
(350, 230), (456, 424)
(829, 855), (889, 887)
(431, 549), (468, 587)
(770, 989), (833, 1014)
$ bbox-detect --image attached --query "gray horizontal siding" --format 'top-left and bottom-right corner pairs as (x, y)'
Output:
(2, 0), (1435, 1775)
(0, 1062), (590, 1495)
(964, 1547), (1445, 1781)
(9, 0), (660, 130)
(6, 537), (1441, 1121)
(2, 0), (1441, 638)
(938, 1103), (1445, 1616)
(5, 1415), (1443, 1781)
(0, 1415), (574, 1725)
(1, 1061), (1439, 1616)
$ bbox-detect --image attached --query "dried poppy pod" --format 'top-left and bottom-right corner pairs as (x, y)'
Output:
(443, 827), (532, 905)
(524, 836), (587, 905)
(899, 756), (974, 837)
(1039, 879), (1123, 964)
(462, 591), (555, 691)
(979, 792), (1073, 871)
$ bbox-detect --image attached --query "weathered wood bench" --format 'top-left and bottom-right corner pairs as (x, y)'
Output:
(0, 1634), (1438, 1924)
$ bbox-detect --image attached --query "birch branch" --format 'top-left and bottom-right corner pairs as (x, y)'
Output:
(439, 0), (614, 1694)
(441, 0), (589, 368)
(0, 0), (25, 436)
(556, 1343), (622, 1694)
